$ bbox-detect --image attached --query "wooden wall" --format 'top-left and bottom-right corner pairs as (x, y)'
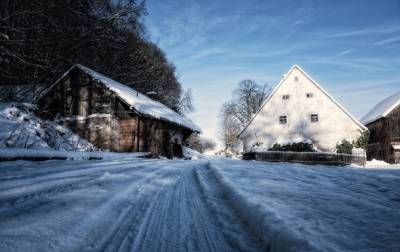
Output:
(37, 67), (192, 157)
(366, 105), (400, 163)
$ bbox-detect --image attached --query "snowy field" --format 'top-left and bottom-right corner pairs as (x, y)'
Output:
(0, 158), (399, 251)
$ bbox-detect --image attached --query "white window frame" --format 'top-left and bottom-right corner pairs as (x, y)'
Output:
(306, 93), (314, 98)
(282, 94), (290, 100)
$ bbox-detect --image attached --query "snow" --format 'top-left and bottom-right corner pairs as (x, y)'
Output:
(182, 146), (205, 160)
(0, 102), (94, 151)
(0, 148), (149, 161)
(0, 158), (399, 251)
(361, 91), (400, 124)
(392, 144), (400, 150)
(210, 159), (400, 251)
(52, 64), (201, 133)
(356, 158), (399, 168)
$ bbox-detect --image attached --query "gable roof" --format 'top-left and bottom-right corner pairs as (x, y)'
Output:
(361, 91), (400, 125)
(40, 64), (201, 133)
(238, 64), (366, 137)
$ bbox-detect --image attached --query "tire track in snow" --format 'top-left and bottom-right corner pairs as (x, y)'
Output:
(130, 163), (228, 251)
(195, 164), (265, 252)
(68, 162), (191, 251)
(0, 159), (265, 252)
(0, 158), (163, 190)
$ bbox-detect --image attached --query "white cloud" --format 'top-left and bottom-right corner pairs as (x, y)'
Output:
(374, 36), (400, 46)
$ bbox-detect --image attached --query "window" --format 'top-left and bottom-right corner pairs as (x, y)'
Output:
(279, 116), (287, 124)
(282, 94), (290, 100)
(294, 76), (299, 82)
(311, 114), (319, 122)
(306, 93), (314, 98)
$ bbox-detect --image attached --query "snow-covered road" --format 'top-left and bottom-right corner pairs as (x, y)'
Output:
(0, 159), (263, 251)
(0, 158), (399, 251)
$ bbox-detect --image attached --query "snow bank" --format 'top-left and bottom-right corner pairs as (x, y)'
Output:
(208, 162), (316, 251)
(210, 159), (400, 251)
(361, 159), (399, 169)
(0, 102), (94, 151)
(361, 91), (400, 124)
(182, 146), (209, 160)
(0, 148), (149, 161)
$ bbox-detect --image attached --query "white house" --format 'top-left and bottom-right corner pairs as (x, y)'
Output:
(238, 65), (366, 153)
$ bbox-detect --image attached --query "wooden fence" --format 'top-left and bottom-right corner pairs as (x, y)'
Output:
(243, 151), (366, 166)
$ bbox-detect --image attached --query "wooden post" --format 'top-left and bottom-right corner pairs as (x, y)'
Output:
(136, 115), (140, 151)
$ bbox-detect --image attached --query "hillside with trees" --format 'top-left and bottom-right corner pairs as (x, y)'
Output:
(0, 0), (192, 114)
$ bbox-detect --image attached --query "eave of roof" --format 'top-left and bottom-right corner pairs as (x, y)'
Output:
(38, 64), (201, 133)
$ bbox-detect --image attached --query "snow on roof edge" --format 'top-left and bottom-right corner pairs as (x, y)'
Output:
(76, 64), (201, 133)
(361, 91), (400, 125)
(40, 64), (201, 133)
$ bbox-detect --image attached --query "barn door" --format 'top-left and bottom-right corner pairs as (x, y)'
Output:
(118, 119), (135, 151)
(172, 138), (183, 158)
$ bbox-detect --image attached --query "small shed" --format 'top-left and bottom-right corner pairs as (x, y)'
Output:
(37, 64), (201, 157)
(362, 91), (400, 163)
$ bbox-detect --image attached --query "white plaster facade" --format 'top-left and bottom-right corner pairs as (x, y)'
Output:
(238, 65), (366, 152)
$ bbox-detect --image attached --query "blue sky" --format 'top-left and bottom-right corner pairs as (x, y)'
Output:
(144, 0), (400, 144)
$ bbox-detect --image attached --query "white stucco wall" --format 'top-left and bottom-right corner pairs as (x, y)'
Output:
(240, 66), (365, 152)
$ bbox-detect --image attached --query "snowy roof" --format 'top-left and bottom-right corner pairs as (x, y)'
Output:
(238, 65), (366, 137)
(361, 91), (400, 125)
(42, 64), (201, 132)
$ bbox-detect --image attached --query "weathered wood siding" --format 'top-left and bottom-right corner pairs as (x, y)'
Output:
(37, 67), (192, 157)
(64, 116), (118, 151)
(366, 104), (400, 163)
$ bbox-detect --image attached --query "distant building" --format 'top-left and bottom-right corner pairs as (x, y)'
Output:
(37, 64), (201, 157)
(238, 65), (366, 153)
(362, 91), (400, 163)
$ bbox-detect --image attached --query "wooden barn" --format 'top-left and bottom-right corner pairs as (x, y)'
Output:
(37, 64), (201, 157)
(362, 91), (400, 163)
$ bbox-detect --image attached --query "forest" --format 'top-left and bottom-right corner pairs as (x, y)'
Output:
(0, 0), (192, 114)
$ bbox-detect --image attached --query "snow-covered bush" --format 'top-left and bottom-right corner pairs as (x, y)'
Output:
(353, 130), (370, 150)
(0, 102), (95, 151)
(336, 139), (353, 154)
(182, 146), (206, 160)
(337, 131), (370, 154)
(268, 142), (315, 152)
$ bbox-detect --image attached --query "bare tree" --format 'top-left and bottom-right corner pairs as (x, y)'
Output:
(230, 79), (271, 128)
(219, 106), (241, 154)
(174, 88), (194, 115)
(187, 133), (216, 153)
(219, 79), (271, 153)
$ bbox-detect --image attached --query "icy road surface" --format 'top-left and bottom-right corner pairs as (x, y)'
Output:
(0, 158), (400, 251)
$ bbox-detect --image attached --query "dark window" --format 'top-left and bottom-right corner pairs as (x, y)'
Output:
(311, 114), (319, 122)
(280, 116), (287, 124)
(306, 93), (314, 98)
(282, 94), (290, 100)
(294, 76), (299, 82)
